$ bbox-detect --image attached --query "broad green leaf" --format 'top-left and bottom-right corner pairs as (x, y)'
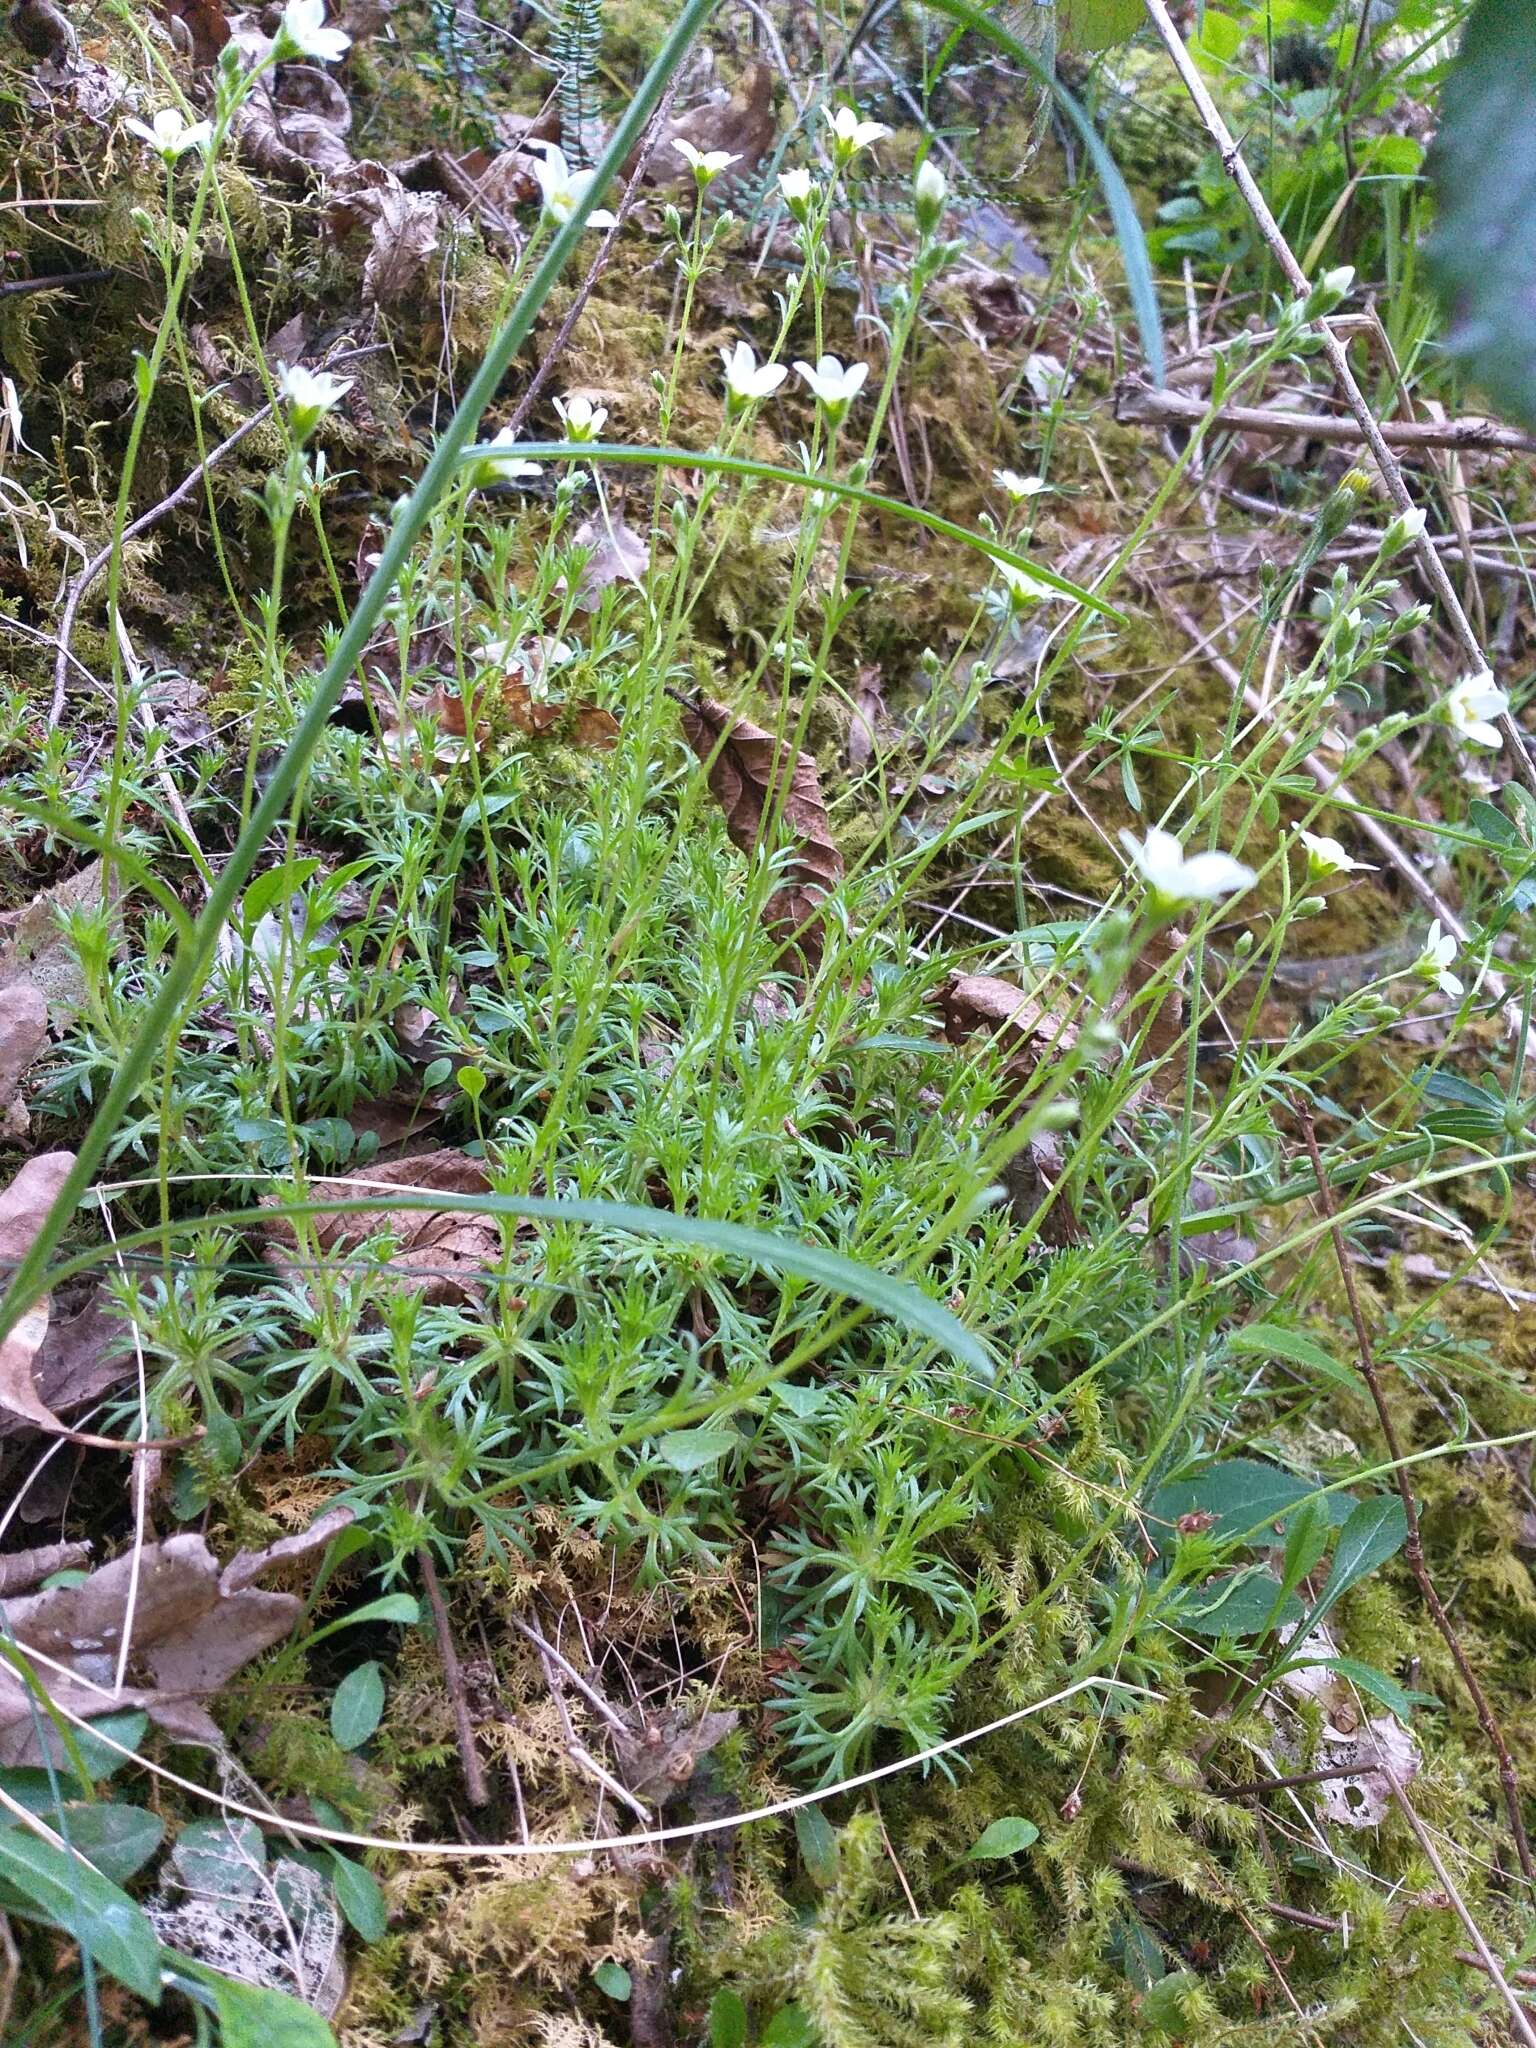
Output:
(174, 1818), (266, 1895)
(176, 1961), (338, 2047)
(42, 1803), (164, 1884)
(594, 1960), (632, 2000)
(795, 1804), (839, 1887)
(329, 1851), (388, 1943)
(241, 859), (322, 935)
(762, 2006), (816, 2048)
(1287, 1655), (1437, 1723)
(330, 1662), (386, 1751)
(0, 1829), (162, 2000)
(967, 1815), (1040, 1859)
(1305, 1495), (1408, 1629)
(1468, 796), (1522, 850)
(1172, 1568), (1303, 1639)
(710, 1987), (750, 2048)
(1150, 1458), (1350, 1548)
(1426, 0), (1536, 428)
(657, 1428), (737, 1474)
(1058, 0), (1144, 52)
(1227, 1323), (1366, 1398)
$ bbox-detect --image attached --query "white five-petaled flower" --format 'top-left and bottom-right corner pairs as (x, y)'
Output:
(1441, 668), (1509, 750)
(468, 426), (543, 490)
(672, 138), (740, 186)
(721, 339), (788, 409)
(275, 360), (352, 435)
(1415, 919), (1463, 999)
(913, 158), (947, 234)
(125, 108), (212, 161)
(996, 560), (1064, 610)
(553, 394), (607, 442)
(823, 104), (891, 162)
(793, 353), (869, 418)
(526, 144), (618, 229)
(1299, 830), (1374, 880)
(778, 167), (817, 221)
(278, 0), (351, 63)
(1383, 505), (1427, 551)
(1121, 825), (1255, 908)
(993, 468), (1046, 503)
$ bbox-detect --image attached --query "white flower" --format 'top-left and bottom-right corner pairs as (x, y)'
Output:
(823, 104), (891, 162)
(996, 560), (1064, 609)
(673, 138), (740, 186)
(914, 158), (947, 234)
(527, 144), (618, 230)
(993, 468), (1046, 503)
(1415, 919), (1463, 999)
(1383, 505), (1427, 552)
(1121, 826), (1255, 907)
(1441, 669), (1508, 750)
(275, 360), (352, 435)
(779, 167), (817, 220)
(1299, 830), (1374, 880)
(793, 353), (869, 417)
(278, 0), (351, 63)
(467, 426), (543, 490)
(720, 340), (787, 409)
(553, 394), (607, 442)
(125, 108), (212, 161)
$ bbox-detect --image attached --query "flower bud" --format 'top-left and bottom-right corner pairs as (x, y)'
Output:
(914, 157), (947, 236)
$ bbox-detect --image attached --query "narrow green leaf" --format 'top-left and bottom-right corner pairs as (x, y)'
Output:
(303, 1593), (420, 1650)
(241, 859), (323, 934)
(330, 1663), (386, 1751)
(967, 1815), (1040, 1860)
(709, 1987), (750, 2048)
(795, 1804), (839, 1887)
(328, 1851), (388, 1943)
(0, 1829), (163, 2001)
(1426, 0), (1536, 429)
(176, 1961), (338, 2047)
(1227, 1322), (1366, 1397)
(1287, 1656), (1437, 1723)
(1305, 1495), (1408, 1632)
(657, 1428), (737, 1474)
(41, 1803), (164, 1884)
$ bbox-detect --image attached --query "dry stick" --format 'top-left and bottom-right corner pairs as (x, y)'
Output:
(417, 1542), (490, 1809)
(1389, 1784), (1536, 2048)
(500, 82), (679, 444)
(1140, 0), (1536, 795)
(1255, 1901), (1536, 2009)
(50, 402), (274, 724)
(1297, 1106), (1536, 1890)
(1114, 377), (1536, 456)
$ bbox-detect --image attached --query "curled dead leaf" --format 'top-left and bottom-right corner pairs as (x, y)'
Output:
(571, 513), (649, 610)
(0, 978), (48, 1139)
(679, 696), (843, 963)
(259, 1147), (504, 1304)
(0, 1509), (353, 1761)
(935, 971), (1078, 1063)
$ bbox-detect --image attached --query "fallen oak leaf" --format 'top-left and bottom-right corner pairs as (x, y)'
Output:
(0, 1510), (353, 1762)
(259, 1148), (504, 1305)
(679, 695), (843, 962)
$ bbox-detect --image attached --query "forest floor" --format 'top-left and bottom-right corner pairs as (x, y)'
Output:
(2, 3), (1536, 2045)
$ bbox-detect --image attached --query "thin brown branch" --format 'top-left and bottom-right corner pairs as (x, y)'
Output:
(1115, 375), (1536, 455)
(417, 1544), (490, 1809)
(1297, 1105), (1535, 1890)
(1140, 0), (1536, 795)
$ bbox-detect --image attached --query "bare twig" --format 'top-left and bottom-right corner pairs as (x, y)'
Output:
(1141, 0), (1536, 794)
(513, 1617), (630, 1737)
(417, 1544), (490, 1808)
(1298, 1105), (1535, 1889)
(531, 1640), (653, 1825)
(1115, 376), (1536, 455)
(1389, 1784), (1536, 2047)
(0, 268), (114, 299)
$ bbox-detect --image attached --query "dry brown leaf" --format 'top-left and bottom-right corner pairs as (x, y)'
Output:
(0, 859), (123, 1022)
(0, 1287), (133, 1439)
(164, 0), (230, 64)
(634, 62), (776, 189)
(935, 971), (1078, 1062)
(502, 679), (619, 748)
(0, 1539), (90, 1598)
(260, 1148), (502, 1304)
(0, 978), (48, 1138)
(362, 184), (442, 306)
(679, 696), (843, 961)
(571, 514), (649, 609)
(0, 1510), (352, 1761)
(845, 665), (885, 770)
